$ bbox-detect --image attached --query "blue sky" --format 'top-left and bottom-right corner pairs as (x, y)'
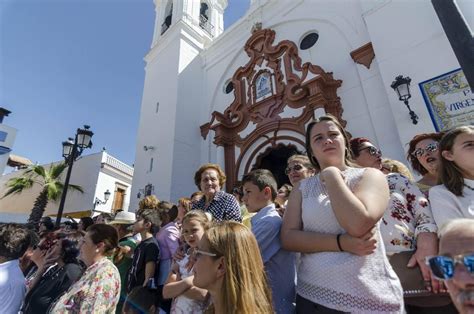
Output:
(0, 0), (249, 167)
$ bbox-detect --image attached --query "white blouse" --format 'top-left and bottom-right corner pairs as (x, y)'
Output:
(429, 178), (474, 232)
(298, 167), (404, 313)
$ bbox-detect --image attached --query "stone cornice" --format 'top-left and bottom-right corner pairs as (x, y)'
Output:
(350, 42), (375, 69)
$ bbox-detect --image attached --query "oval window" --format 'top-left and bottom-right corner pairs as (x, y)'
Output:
(225, 81), (234, 94)
(300, 32), (319, 50)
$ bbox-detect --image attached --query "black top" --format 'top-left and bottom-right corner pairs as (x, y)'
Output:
(127, 237), (160, 292)
(21, 262), (84, 314)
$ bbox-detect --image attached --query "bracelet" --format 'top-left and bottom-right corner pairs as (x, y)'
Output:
(336, 234), (344, 252)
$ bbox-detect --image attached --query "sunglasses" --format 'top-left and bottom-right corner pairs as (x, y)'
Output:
(285, 164), (304, 175)
(426, 253), (474, 280)
(195, 249), (218, 258)
(412, 142), (439, 158)
(358, 146), (381, 156)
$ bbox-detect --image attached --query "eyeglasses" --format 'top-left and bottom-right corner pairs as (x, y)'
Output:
(358, 146), (381, 156)
(285, 164), (304, 175)
(412, 142), (439, 158)
(33, 243), (48, 251)
(195, 249), (218, 258)
(426, 253), (474, 280)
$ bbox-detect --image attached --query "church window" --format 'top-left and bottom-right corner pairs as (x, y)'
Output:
(299, 32), (319, 50)
(162, 1), (173, 35)
(156, 102), (160, 113)
(199, 2), (214, 36)
(224, 80), (234, 94)
(149, 158), (154, 172)
(255, 72), (272, 99)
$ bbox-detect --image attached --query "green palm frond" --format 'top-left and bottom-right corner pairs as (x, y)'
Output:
(68, 184), (84, 193)
(2, 177), (34, 198)
(49, 163), (68, 180)
(31, 165), (47, 179)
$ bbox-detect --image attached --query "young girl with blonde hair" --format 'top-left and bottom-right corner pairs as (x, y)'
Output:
(163, 210), (210, 313)
(193, 222), (273, 314)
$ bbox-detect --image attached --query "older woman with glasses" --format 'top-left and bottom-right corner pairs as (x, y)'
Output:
(407, 132), (444, 195)
(191, 163), (241, 222)
(350, 137), (455, 312)
(285, 154), (316, 186)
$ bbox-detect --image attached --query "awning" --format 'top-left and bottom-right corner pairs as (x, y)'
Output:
(7, 154), (33, 167)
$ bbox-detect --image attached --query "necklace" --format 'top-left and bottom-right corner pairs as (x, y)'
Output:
(464, 183), (474, 191)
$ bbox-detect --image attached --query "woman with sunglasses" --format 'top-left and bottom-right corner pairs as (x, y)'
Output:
(407, 132), (444, 195)
(192, 221), (273, 313)
(429, 126), (474, 230)
(285, 154), (316, 186)
(350, 137), (455, 313)
(21, 232), (85, 314)
(282, 115), (403, 313)
(49, 224), (121, 313)
(24, 232), (57, 289)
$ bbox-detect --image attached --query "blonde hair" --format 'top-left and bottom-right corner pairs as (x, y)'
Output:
(178, 197), (192, 212)
(204, 222), (273, 314)
(182, 210), (211, 230)
(138, 195), (160, 210)
(382, 158), (414, 181)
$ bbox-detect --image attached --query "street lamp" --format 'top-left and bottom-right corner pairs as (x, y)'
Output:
(55, 125), (94, 228)
(94, 189), (111, 209)
(391, 75), (419, 124)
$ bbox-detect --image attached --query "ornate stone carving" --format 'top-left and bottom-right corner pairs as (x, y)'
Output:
(200, 28), (345, 189)
(350, 42), (375, 69)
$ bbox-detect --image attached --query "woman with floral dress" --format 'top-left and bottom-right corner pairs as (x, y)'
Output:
(350, 137), (456, 313)
(49, 224), (121, 313)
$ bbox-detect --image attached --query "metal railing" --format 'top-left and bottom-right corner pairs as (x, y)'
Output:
(199, 15), (214, 37)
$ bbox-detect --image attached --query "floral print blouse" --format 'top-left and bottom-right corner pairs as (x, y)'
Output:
(50, 257), (120, 313)
(380, 173), (438, 254)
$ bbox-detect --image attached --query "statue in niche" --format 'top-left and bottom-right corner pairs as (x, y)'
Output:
(256, 73), (272, 100)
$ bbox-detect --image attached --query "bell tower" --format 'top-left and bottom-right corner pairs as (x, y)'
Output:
(130, 0), (228, 209)
(151, 0), (226, 47)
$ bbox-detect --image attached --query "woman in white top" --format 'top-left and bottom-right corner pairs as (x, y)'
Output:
(430, 125), (474, 231)
(281, 114), (403, 313)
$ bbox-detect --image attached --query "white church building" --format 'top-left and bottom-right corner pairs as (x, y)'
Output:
(130, 0), (473, 209)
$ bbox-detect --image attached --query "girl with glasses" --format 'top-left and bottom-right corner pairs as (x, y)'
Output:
(163, 210), (210, 313)
(407, 132), (444, 194)
(282, 115), (403, 313)
(192, 221), (273, 313)
(429, 126), (474, 230)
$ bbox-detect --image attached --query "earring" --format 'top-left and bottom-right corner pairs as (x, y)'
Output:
(95, 249), (99, 253)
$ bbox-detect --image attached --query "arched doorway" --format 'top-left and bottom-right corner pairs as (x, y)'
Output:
(253, 143), (302, 188)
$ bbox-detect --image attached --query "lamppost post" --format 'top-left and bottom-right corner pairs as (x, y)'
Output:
(55, 125), (93, 228)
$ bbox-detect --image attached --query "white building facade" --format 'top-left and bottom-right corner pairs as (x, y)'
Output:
(131, 0), (473, 208)
(0, 151), (133, 222)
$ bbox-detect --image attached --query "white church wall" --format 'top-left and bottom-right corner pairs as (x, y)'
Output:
(363, 0), (464, 153)
(130, 35), (181, 209)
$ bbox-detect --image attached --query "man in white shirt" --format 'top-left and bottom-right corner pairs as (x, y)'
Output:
(0, 223), (32, 314)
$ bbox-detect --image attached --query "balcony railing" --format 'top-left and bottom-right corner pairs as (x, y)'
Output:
(199, 15), (214, 37)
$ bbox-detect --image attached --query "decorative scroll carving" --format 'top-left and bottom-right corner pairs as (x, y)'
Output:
(350, 42), (375, 69)
(200, 28), (345, 190)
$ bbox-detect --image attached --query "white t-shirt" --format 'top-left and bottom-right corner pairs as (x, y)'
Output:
(429, 178), (474, 232)
(0, 259), (26, 314)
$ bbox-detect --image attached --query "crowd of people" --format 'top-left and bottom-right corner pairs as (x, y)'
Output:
(0, 116), (473, 314)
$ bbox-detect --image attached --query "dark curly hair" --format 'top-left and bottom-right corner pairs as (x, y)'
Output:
(57, 232), (84, 264)
(0, 223), (32, 260)
(407, 132), (443, 175)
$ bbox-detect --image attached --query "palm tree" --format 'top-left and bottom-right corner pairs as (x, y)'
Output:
(2, 163), (83, 229)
